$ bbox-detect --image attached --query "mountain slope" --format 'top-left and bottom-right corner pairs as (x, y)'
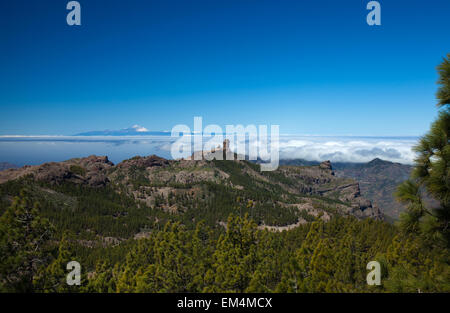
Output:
(0, 155), (383, 242)
(279, 158), (413, 220)
(333, 158), (412, 219)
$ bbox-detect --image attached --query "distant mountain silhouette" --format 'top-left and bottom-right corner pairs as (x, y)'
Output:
(74, 125), (171, 136)
(0, 162), (18, 171)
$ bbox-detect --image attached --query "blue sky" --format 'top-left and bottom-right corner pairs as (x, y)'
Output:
(1, 0), (449, 136)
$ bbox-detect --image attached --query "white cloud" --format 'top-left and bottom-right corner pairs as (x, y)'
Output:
(132, 125), (149, 132)
(274, 136), (417, 164)
(0, 134), (419, 165)
(216, 135), (417, 164)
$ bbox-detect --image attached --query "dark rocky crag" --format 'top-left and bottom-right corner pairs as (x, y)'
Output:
(0, 155), (114, 187)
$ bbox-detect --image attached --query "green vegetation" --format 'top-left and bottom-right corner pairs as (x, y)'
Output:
(0, 192), (54, 292)
(69, 165), (86, 176)
(1, 194), (448, 292)
(396, 54), (450, 247)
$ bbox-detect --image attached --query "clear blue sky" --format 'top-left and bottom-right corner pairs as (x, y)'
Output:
(1, 0), (449, 136)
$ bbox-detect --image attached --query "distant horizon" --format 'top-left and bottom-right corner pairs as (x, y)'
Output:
(0, 133), (418, 166)
(0, 124), (425, 138)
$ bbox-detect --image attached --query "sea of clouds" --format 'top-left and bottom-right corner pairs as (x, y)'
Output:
(275, 135), (417, 164)
(0, 135), (419, 165)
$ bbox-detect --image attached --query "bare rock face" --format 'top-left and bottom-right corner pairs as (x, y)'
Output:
(34, 162), (75, 184)
(117, 155), (170, 170)
(0, 155), (114, 187)
(319, 160), (335, 176)
(280, 161), (384, 220)
(73, 155), (114, 187)
(77, 155), (114, 170)
(319, 160), (332, 170)
(84, 173), (109, 187)
(334, 158), (414, 219)
(349, 202), (384, 220)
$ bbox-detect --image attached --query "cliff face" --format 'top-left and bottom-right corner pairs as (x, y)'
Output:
(0, 155), (114, 186)
(279, 158), (415, 220)
(0, 155), (383, 228)
(277, 161), (383, 220)
(333, 158), (412, 219)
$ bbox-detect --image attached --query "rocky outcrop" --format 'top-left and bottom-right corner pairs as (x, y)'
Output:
(116, 155), (170, 170)
(279, 161), (384, 220)
(334, 158), (413, 219)
(0, 155), (114, 187)
(319, 160), (332, 171)
(0, 154), (384, 222)
(185, 139), (243, 161)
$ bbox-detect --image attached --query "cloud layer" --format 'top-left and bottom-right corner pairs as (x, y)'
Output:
(0, 135), (419, 165)
(274, 136), (417, 164)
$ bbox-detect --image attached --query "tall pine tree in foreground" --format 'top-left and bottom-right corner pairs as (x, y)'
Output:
(396, 53), (450, 246)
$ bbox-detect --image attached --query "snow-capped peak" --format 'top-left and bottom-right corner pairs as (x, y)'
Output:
(132, 125), (149, 132)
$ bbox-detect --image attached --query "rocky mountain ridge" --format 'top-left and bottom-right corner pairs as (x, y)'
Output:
(333, 158), (413, 219)
(279, 158), (413, 220)
(0, 154), (383, 228)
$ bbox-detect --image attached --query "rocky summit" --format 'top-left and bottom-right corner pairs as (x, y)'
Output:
(333, 158), (413, 219)
(0, 155), (114, 187)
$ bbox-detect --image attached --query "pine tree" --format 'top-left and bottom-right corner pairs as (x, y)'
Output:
(396, 53), (450, 246)
(83, 260), (116, 293)
(34, 233), (76, 292)
(209, 214), (258, 292)
(0, 192), (54, 292)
